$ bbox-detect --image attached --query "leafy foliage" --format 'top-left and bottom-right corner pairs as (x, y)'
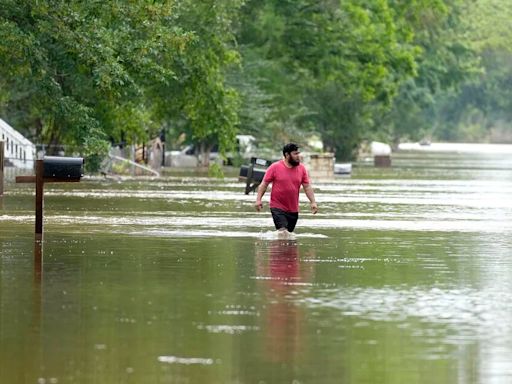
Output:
(0, 0), (510, 169)
(0, 0), (240, 168)
(234, 0), (473, 159)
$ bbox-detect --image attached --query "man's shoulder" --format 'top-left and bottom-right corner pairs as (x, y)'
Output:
(298, 163), (308, 172)
(299, 163), (310, 182)
(268, 160), (283, 170)
(263, 160), (280, 180)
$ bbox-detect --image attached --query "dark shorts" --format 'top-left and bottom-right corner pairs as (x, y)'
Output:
(270, 208), (299, 232)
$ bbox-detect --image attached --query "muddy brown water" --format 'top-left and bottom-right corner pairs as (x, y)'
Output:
(1, 148), (512, 383)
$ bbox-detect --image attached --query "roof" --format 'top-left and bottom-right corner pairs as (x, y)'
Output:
(0, 118), (35, 147)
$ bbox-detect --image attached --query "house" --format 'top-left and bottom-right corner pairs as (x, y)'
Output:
(0, 118), (36, 169)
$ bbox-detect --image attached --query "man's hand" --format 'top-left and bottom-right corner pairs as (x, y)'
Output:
(310, 202), (318, 214)
(255, 182), (268, 212)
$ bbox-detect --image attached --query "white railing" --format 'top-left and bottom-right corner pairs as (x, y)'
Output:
(0, 118), (36, 169)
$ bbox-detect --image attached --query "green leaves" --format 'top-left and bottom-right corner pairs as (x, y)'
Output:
(0, 0), (193, 156)
(1, 0), (507, 167)
(235, 0), (421, 159)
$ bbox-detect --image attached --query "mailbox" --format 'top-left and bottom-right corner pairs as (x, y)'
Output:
(43, 156), (84, 180)
(239, 165), (266, 183)
(239, 158), (272, 194)
(15, 157), (85, 237)
(239, 164), (249, 179)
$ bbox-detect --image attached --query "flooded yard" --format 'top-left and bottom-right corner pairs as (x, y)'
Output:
(2, 148), (512, 383)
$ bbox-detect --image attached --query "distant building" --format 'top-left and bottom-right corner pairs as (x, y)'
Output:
(0, 118), (36, 169)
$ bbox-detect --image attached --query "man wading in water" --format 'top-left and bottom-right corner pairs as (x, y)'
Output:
(255, 143), (318, 236)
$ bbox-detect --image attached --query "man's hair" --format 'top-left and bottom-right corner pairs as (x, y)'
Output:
(283, 143), (299, 156)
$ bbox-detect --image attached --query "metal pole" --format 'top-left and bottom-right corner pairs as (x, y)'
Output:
(245, 165), (254, 195)
(131, 144), (135, 176)
(161, 142), (166, 167)
(35, 160), (44, 236)
(0, 141), (4, 196)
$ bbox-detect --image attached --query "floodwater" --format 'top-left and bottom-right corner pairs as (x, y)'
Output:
(1, 146), (512, 383)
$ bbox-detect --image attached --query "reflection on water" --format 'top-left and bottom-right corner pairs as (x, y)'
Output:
(2, 149), (512, 383)
(157, 355), (214, 365)
(399, 142), (512, 154)
(255, 240), (309, 365)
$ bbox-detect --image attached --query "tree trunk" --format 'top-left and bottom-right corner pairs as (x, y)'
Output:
(198, 141), (212, 167)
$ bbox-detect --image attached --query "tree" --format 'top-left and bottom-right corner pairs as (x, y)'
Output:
(432, 0), (512, 142)
(0, 0), (243, 169)
(158, 0), (243, 166)
(236, 0), (418, 160)
(381, 0), (490, 144)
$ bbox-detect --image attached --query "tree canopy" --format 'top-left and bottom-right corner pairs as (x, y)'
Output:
(0, 0), (510, 164)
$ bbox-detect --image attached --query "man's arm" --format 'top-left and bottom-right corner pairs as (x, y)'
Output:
(255, 181), (269, 212)
(303, 183), (318, 214)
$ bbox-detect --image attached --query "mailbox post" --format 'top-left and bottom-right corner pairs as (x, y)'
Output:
(16, 156), (84, 238)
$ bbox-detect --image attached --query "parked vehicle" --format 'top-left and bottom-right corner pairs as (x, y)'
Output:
(166, 135), (257, 167)
(334, 163), (352, 175)
(166, 144), (219, 167)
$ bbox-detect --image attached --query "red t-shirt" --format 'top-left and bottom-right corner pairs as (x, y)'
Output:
(263, 160), (310, 213)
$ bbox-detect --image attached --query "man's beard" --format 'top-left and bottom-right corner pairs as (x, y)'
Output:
(289, 158), (300, 167)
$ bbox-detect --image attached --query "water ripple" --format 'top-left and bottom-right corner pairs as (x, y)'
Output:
(305, 286), (512, 340)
